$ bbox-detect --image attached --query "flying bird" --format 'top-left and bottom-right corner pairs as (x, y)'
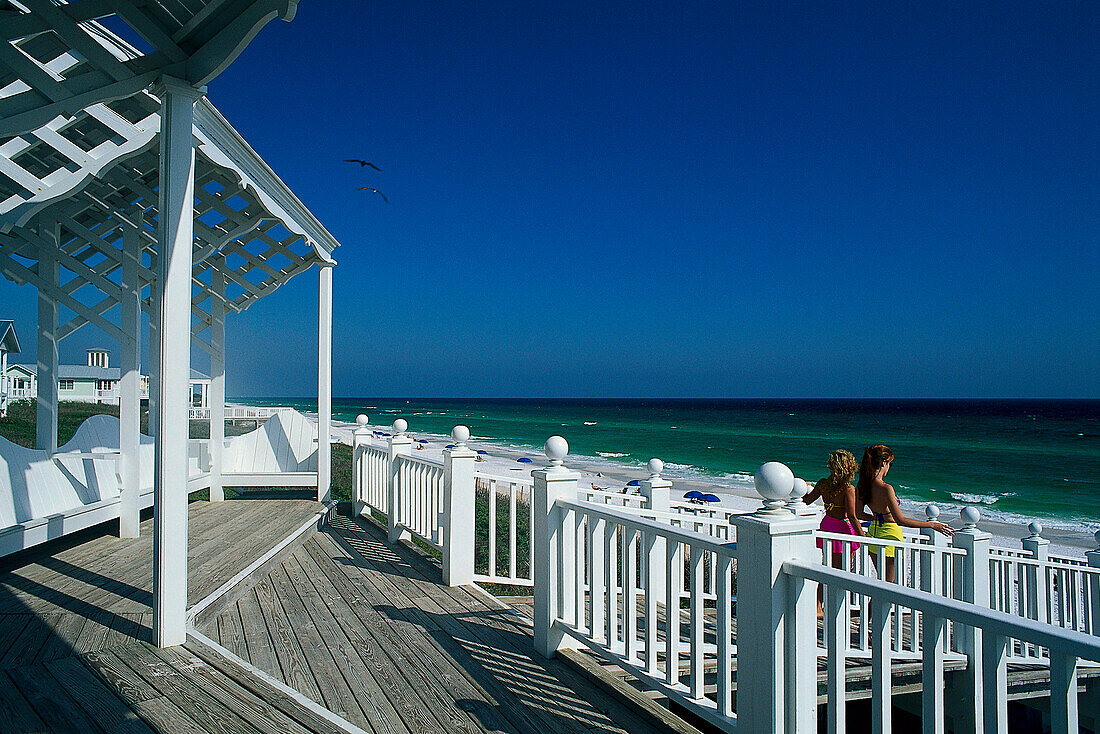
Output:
(358, 187), (389, 203)
(345, 159), (382, 171)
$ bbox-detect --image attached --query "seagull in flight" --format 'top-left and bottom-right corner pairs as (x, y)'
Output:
(345, 159), (382, 171)
(358, 187), (389, 203)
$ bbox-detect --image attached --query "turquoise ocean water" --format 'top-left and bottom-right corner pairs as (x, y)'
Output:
(249, 398), (1100, 529)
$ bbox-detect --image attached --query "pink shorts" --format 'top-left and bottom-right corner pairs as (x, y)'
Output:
(817, 515), (860, 553)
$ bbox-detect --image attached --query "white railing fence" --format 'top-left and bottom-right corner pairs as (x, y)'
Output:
(350, 417), (1100, 732)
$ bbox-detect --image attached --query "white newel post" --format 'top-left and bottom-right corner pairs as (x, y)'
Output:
(920, 505), (949, 596)
(208, 263), (226, 502)
(317, 263), (333, 503)
(119, 219), (143, 537)
(533, 436), (583, 658)
(153, 77), (202, 648)
(352, 414), (370, 516)
(1088, 531), (1100, 636)
(1021, 521), (1049, 624)
(443, 426), (476, 586)
(949, 507), (991, 732)
(36, 220), (59, 454)
(387, 419), (413, 543)
(638, 458), (670, 595)
(732, 462), (819, 734)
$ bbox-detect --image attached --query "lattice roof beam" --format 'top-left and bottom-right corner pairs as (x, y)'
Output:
(0, 0), (299, 138)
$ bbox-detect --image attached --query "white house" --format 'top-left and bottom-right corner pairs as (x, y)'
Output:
(3, 348), (209, 407)
(0, 320), (19, 417)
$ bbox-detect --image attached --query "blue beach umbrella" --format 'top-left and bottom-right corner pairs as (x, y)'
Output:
(701, 494), (720, 503)
(517, 457), (533, 463)
(626, 479), (640, 487)
(684, 491), (703, 500)
(476, 450), (488, 455)
(446, 444), (455, 449)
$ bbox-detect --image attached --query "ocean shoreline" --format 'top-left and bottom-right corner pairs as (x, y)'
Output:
(313, 413), (1097, 559)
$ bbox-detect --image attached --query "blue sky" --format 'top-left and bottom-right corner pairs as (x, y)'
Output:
(3, 1), (1098, 398)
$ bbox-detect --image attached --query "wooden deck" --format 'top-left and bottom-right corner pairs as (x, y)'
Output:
(196, 513), (679, 734)
(0, 497), (340, 733)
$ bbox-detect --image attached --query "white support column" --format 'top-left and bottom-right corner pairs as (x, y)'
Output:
(351, 414), (371, 516)
(949, 507), (990, 733)
(442, 425), (477, 586)
(532, 436), (583, 658)
(147, 264), (159, 435)
(36, 221), (59, 454)
(1, 349), (7, 417)
(316, 263), (333, 503)
(638, 458), (670, 598)
(387, 419), (413, 543)
(152, 77), (202, 649)
(208, 265), (226, 502)
(731, 462), (819, 734)
(119, 218), (143, 537)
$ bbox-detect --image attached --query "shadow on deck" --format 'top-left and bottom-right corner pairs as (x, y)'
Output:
(0, 496), (331, 732)
(196, 512), (682, 734)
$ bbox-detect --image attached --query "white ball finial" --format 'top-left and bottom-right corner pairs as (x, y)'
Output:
(356, 414), (369, 428)
(1027, 521), (1043, 539)
(392, 418), (408, 435)
(961, 506), (981, 528)
(786, 477), (808, 513)
(755, 462), (794, 515)
(451, 425), (470, 445)
(925, 504), (940, 521)
(544, 436), (568, 467)
(647, 458), (664, 478)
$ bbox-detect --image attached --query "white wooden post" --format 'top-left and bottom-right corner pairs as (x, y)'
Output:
(0, 348), (6, 417)
(532, 436), (583, 658)
(208, 263), (226, 501)
(732, 462), (819, 734)
(316, 263), (333, 503)
(638, 458), (670, 595)
(152, 77), (202, 648)
(443, 425), (477, 586)
(387, 419), (413, 543)
(36, 221), (58, 454)
(119, 218), (143, 537)
(949, 507), (990, 732)
(920, 505), (948, 596)
(1021, 521), (1049, 624)
(1087, 531), (1100, 636)
(147, 264), (159, 434)
(352, 414), (370, 516)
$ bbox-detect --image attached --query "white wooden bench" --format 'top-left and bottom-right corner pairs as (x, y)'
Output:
(222, 409), (319, 487)
(0, 409), (319, 557)
(0, 415), (155, 556)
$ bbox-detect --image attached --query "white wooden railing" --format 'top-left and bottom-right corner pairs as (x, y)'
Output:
(350, 417), (1100, 732)
(189, 404), (296, 421)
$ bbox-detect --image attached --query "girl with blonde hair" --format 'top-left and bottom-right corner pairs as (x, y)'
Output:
(802, 449), (864, 615)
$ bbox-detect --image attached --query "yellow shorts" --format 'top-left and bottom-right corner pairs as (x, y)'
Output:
(867, 521), (903, 557)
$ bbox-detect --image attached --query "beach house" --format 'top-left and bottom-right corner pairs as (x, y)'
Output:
(2, 346), (210, 407)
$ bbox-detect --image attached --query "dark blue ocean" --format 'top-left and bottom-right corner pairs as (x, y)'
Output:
(251, 398), (1100, 528)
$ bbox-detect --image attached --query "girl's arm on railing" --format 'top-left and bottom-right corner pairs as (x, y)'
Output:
(883, 484), (954, 536)
(842, 484), (867, 537)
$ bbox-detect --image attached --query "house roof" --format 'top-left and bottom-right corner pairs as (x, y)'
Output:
(57, 365), (119, 380)
(0, 320), (19, 353)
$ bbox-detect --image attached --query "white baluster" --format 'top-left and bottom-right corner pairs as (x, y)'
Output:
(1086, 530), (1100, 637)
(639, 458), (670, 603)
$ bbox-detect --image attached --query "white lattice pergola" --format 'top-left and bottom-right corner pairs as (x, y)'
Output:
(0, 0), (337, 647)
